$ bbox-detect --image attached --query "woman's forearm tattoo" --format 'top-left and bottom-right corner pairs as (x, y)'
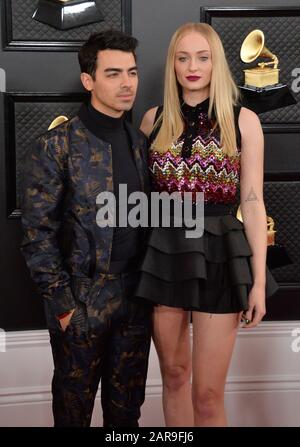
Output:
(245, 187), (259, 202)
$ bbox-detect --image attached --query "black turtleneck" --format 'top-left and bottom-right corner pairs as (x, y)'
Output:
(85, 102), (143, 273)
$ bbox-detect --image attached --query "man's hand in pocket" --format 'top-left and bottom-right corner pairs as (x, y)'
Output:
(58, 309), (75, 332)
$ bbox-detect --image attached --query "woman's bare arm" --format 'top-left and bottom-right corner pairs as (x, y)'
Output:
(239, 106), (267, 328)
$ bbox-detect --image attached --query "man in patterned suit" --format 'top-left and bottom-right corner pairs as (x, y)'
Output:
(21, 30), (152, 427)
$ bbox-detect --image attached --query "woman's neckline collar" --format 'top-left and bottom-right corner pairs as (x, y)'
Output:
(181, 96), (210, 112)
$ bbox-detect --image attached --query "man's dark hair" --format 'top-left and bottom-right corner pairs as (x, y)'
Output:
(78, 30), (138, 79)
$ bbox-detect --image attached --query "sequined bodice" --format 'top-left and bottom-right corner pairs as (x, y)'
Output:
(149, 98), (241, 204)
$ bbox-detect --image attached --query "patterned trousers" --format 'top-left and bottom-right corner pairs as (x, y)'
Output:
(48, 271), (152, 427)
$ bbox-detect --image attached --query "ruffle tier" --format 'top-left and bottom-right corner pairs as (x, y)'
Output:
(135, 215), (279, 313)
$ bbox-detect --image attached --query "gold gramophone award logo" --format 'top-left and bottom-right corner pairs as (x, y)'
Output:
(240, 29), (280, 89)
(239, 28), (297, 113)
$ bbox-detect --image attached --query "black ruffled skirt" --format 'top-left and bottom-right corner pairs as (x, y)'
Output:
(135, 204), (279, 313)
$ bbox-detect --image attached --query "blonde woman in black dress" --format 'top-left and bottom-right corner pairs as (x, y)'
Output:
(136, 23), (278, 426)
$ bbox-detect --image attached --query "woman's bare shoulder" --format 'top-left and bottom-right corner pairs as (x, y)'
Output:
(140, 106), (159, 137)
(238, 106), (261, 135)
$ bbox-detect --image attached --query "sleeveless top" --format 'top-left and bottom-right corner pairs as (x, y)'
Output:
(149, 98), (242, 204)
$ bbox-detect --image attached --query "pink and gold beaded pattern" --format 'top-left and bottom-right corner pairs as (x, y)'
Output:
(149, 108), (241, 204)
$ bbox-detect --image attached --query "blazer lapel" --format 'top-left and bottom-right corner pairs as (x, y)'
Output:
(124, 121), (147, 193)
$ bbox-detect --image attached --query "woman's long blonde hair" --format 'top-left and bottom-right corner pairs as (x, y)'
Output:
(153, 22), (240, 156)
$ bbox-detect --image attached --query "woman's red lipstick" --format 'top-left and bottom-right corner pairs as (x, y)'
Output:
(186, 76), (201, 81)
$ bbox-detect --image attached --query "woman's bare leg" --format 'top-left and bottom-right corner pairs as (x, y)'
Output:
(153, 305), (193, 426)
(191, 311), (241, 427)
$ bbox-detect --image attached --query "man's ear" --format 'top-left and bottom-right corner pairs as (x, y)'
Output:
(80, 72), (93, 92)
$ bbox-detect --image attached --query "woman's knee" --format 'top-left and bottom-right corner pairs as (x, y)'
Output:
(161, 363), (191, 392)
(192, 387), (224, 418)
